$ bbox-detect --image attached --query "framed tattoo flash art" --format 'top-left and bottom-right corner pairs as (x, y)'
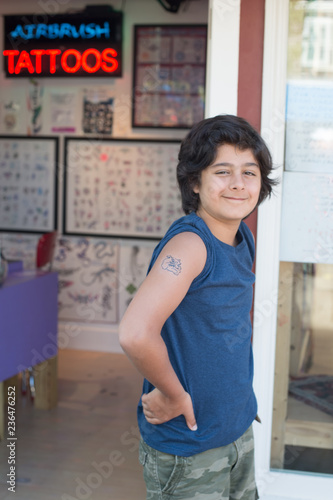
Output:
(0, 136), (58, 233)
(132, 24), (207, 129)
(63, 137), (184, 239)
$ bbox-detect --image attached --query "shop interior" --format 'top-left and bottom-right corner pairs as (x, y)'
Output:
(0, 1), (209, 498)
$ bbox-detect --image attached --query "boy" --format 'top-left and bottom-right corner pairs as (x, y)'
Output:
(119, 115), (276, 499)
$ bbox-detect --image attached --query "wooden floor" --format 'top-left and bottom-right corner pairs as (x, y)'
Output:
(0, 350), (146, 500)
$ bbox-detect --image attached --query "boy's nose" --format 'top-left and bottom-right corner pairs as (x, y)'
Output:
(230, 174), (245, 189)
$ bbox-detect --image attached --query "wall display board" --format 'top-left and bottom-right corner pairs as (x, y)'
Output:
(280, 172), (333, 264)
(285, 82), (333, 173)
(0, 136), (58, 233)
(132, 25), (207, 128)
(54, 236), (119, 324)
(64, 138), (184, 239)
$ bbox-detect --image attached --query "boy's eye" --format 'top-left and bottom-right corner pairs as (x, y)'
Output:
(244, 171), (256, 176)
(216, 170), (229, 175)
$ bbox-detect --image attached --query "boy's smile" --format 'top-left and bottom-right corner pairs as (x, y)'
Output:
(194, 144), (261, 244)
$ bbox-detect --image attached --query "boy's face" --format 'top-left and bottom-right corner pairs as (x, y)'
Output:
(193, 143), (261, 226)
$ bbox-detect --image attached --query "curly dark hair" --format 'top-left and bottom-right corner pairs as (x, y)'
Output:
(177, 114), (278, 215)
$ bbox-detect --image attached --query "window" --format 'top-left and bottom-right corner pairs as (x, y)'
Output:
(270, 0), (333, 476)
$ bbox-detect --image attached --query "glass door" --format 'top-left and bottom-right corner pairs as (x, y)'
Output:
(270, 0), (333, 476)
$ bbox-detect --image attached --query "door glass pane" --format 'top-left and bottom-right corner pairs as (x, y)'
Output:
(270, 0), (333, 475)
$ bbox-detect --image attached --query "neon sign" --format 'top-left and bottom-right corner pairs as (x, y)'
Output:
(3, 48), (118, 75)
(9, 22), (112, 40)
(3, 9), (122, 78)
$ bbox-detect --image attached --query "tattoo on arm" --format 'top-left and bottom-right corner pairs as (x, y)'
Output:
(161, 255), (182, 276)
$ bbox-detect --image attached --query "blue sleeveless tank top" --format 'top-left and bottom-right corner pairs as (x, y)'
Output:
(137, 212), (258, 456)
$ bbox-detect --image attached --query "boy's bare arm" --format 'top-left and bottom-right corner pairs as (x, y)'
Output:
(118, 231), (206, 430)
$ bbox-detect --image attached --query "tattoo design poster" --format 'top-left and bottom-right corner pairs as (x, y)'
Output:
(279, 172), (333, 264)
(118, 242), (156, 320)
(0, 100), (21, 133)
(285, 82), (333, 173)
(50, 90), (77, 133)
(64, 138), (184, 238)
(54, 236), (119, 324)
(0, 233), (38, 269)
(133, 25), (207, 128)
(0, 137), (58, 232)
(82, 88), (114, 135)
(27, 80), (44, 135)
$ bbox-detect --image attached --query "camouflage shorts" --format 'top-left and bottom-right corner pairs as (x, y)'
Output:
(139, 425), (259, 500)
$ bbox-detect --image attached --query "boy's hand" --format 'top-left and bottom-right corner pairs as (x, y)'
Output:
(142, 389), (197, 431)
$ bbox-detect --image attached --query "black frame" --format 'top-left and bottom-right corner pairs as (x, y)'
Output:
(63, 136), (182, 240)
(0, 135), (58, 233)
(132, 24), (207, 129)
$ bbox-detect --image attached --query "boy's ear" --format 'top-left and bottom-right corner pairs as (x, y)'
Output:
(192, 177), (200, 194)
(191, 173), (201, 195)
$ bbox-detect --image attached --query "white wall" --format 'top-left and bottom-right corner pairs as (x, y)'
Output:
(205, 0), (240, 117)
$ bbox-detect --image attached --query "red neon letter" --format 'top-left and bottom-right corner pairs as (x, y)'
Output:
(61, 49), (81, 73)
(46, 49), (61, 74)
(15, 50), (34, 74)
(101, 48), (118, 73)
(81, 48), (101, 73)
(30, 49), (46, 74)
(3, 50), (19, 74)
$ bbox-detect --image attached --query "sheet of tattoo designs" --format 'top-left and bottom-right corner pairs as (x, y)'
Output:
(65, 139), (184, 238)
(0, 138), (57, 231)
(118, 242), (156, 320)
(0, 232), (38, 269)
(133, 25), (207, 127)
(54, 236), (119, 324)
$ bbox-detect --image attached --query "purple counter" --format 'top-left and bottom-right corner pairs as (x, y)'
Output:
(0, 270), (58, 381)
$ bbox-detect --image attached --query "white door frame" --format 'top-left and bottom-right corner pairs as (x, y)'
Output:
(205, 0), (241, 117)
